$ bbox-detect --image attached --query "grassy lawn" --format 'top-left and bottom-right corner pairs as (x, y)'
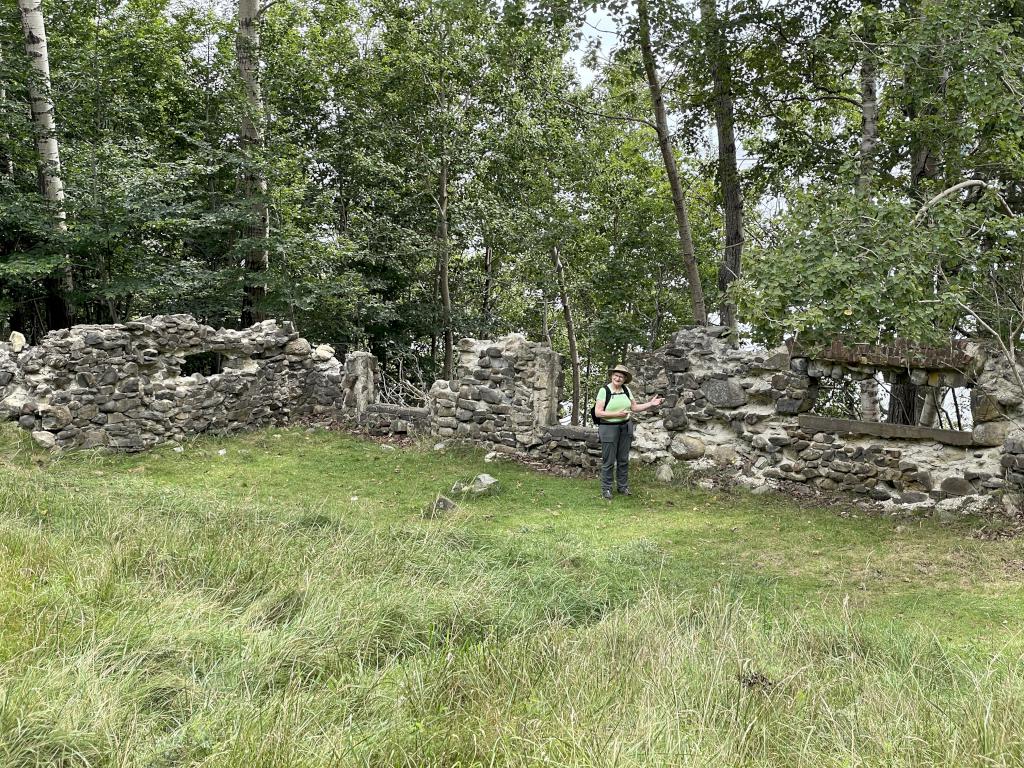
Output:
(1, 423), (1023, 766)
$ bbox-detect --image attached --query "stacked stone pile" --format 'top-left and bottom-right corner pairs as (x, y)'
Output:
(361, 404), (431, 436)
(428, 334), (562, 449)
(0, 315), (360, 451)
(971, 354), (1024, 447)
(1002, 433), (1024, 495)
(534, 425), (602, 468)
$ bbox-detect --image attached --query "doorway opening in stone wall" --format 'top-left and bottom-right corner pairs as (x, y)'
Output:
(377, 368), (427, 408)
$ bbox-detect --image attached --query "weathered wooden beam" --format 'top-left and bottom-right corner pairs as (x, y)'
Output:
(797, 414), (975, 447)
(787, 338), (975, 372)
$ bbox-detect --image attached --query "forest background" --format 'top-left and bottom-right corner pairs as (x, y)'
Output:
(2, 0), (1023, 424)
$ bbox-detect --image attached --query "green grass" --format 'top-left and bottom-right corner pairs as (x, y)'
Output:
(1, 423), (1024, 766)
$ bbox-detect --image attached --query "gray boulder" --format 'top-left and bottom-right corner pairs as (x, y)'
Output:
(702, 378), (747, 408)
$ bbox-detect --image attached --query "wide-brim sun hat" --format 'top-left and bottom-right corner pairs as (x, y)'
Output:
(607, 364), (633, 384)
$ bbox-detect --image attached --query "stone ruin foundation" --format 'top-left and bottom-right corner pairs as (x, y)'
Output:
(0, 315), (376, 451)
(362, 326), (1024, 515)
(1, 315), (1021, 514)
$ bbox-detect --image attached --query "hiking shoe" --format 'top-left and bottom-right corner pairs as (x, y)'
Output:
(618, 488), (631, 496)
(601, 490), (613, 501)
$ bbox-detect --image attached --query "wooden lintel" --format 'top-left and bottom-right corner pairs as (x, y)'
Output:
(797, 414), (976, 447)
(787, 338), (975, 372)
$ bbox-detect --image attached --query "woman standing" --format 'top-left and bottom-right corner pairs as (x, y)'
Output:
(594, 365), (664, 500)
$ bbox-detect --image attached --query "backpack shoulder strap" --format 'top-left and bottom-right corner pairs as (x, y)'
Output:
(623, 385), (632, 400)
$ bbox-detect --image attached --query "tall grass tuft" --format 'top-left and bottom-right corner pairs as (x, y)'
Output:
(1, 430), (1023, 766)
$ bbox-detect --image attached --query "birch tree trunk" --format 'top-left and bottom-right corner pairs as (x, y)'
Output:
(856, 0), (879, 196)
(19, 0), (73, 329)
(701, 0), (743, 334)
(637, 0), (707, 326)
(855, 5), (882, 423)
(481, 243), (493, 335)
(0, 40), (13, 179)
(859, 375), (880, 421)
(436, 157), (454, 380)
(237, 0), (270, 326)
(918, 387), (940, 427)
(551, 246), (581, 425)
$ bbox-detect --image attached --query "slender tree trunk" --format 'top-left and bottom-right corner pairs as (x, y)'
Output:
(918, 386), (940, 427)
(887, 372), (921, 425)
(19, 0), (72, 329)
(551, 246), (581, 425)
(859, 375), (880, 421)
(237, 0), (270, 326)
(0, 39), (13, 179)
(481, 242), (493, 335)
(856, 0), (879, 196)
(583, 339), (592, 426)
(900, 7), (949, 410)
(649, 266), (663, 349)
(701, 0), (743, 333)
(637, 0), (707, 325)
(436, 158), (454, 380)
(904, 0), (946, 196)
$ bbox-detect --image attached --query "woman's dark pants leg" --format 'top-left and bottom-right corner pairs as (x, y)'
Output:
(599, 423), (633, 493)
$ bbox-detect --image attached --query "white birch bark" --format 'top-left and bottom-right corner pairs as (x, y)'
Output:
(18, 0), (65, 229)
(918, 387), (940, 427)
(236, 0), (269, 325)
(859, 375), (880, 422)
(0, 40), (13, 178)
(20, 0), (74, 327)
(857, 0), (879, 196)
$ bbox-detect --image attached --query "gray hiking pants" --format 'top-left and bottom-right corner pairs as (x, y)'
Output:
(599, 421), (633, 493)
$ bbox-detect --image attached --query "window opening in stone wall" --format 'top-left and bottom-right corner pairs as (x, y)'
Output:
(811, 377), (860, 420)
(873, 377), (973, 430)
(793, 339), (980, 432)
(808, 370), (973, 430)
(182, 351), (223, 377)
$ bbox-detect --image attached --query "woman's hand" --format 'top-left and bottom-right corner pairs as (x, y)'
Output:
(632, 396), (664, 413)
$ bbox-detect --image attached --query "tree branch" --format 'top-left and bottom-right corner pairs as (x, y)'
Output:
(256, 0), (286, 19)
(912, 180), (1015, 225)
(566, 102), (657, 130)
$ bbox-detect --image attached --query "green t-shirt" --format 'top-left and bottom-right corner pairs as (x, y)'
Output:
(597, 387), (631, 423)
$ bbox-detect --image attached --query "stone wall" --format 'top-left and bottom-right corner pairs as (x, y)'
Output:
(410, 326), (1023, 512)
(2, 314), (1021, 512)
(360, 404), (432, 436)
(0, 315), (370, 451)
(426, 334), (562, 450)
